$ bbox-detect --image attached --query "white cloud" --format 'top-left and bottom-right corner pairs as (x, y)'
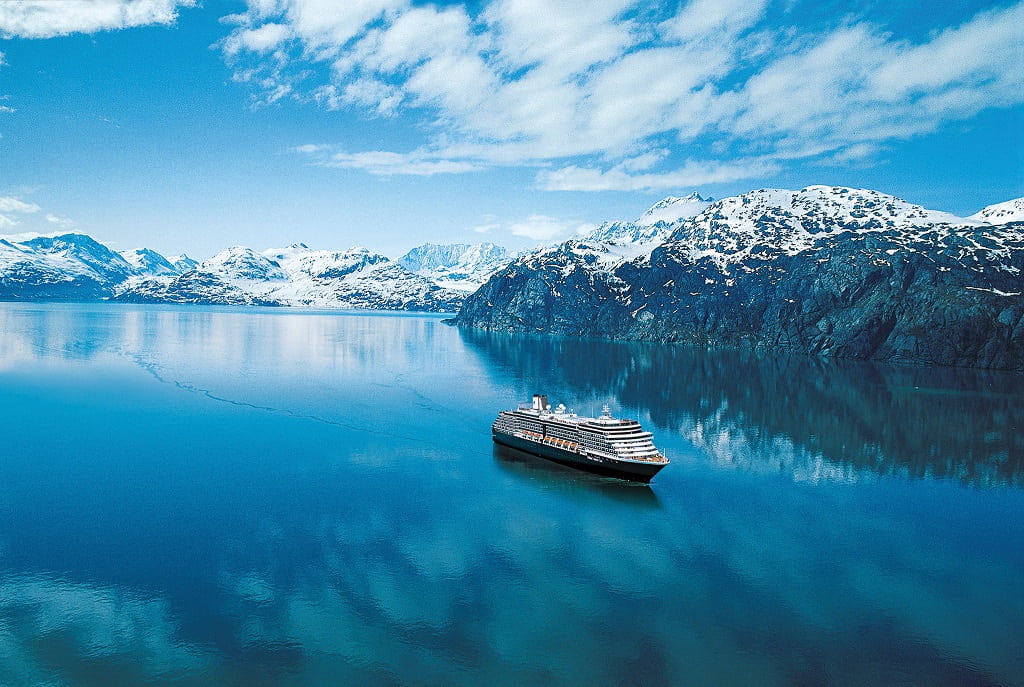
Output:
(722, 3), (1024, 161)
(0, 0), (197, 39)
(537, 158), (781, 192)
(460, 213), (594, 242)
(0, 196), (39, 228)
(46, 213), (76, 227)
(221, 22), (290, 56)
(0, 196), (74, 233)
(0, 197), (41, 214)
(507, 215), (596, 241)
(665, 0), (768, 43)
(297, 146), (483, 176)
(221, 0), (1024, 191)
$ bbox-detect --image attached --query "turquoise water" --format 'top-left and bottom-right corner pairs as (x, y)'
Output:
(0, 302), (1022, 686)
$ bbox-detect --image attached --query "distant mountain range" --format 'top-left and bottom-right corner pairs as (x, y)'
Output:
(4, 186), (1023, 368)
(455, 186), (1024, 370)
(0, 236), (513, 312)
(115, 244), (470, 311)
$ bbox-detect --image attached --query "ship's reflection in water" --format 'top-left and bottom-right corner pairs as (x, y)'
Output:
(461, 327), (1024, 488)
(0, 303), (1021, 686)
(492, 443), (663, 509)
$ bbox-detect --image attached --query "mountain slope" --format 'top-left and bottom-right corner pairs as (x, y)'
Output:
(116, 244), (464, 311)
(0, 233), (136, 300)
(120, 248), (179, 276)
(398, 242), (512, 291)
(113, 270), (280, 306)
(259, 244), (463, 310)
(586, 191), (713, 245)
(971, 198), (1024, 224)
(456, 187), (1024, 370)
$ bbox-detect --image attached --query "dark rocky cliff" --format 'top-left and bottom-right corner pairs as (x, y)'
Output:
(455, 187), (1024, 370)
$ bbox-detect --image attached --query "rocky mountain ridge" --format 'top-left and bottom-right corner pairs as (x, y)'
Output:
(455, 186), (1024, 370)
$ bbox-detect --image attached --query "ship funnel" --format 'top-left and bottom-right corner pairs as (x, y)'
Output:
(532, 394), (549, 411)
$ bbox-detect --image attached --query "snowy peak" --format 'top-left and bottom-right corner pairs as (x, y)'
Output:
(169, 254), (199, 272)
(201, 246), (288, 281)
(0, 232), (140, 298)
(586, 220), (667, 245)
(120, 248), (178, 276)
(586, 192), (714, 246)
(971, 198), (1024, 224)
(262, 244), (390, 280)
(637, 192), (714, 226)
(20, 233), (135, 280)
(668, 185), (989, 265)
(398, 242), (512, 291)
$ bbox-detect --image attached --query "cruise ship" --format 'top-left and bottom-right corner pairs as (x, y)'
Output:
(492, 394), (669, 482)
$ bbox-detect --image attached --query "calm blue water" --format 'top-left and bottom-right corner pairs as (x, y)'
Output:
(0, 302), (1022, 686)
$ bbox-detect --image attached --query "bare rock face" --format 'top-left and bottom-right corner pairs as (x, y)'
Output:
(456, 187), (1024, 370)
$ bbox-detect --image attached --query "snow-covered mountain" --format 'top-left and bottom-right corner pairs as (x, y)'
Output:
(457, 187), (1024, 370)
(116, 243), (464, 311)
(168, 254), (199, 273)
(586, 191), (713, 245)
(502, 193), (716, 282)
(0, 233), (199, 301)
(113, 270), (279, 306)
(1, 233), (463, 311)
(20, 234), (136, 282)
(971, 198), (1024, 224)
(120, 248), (186, 276)
(255, 244), (463, 310)
(637, 191), (715, 226)
(398, 242), (513, 291)
(0, 233), (137, 299)
(662, 185), (989, 268)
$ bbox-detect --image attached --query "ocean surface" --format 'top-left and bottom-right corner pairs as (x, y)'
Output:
(0, 302), (1022, 687)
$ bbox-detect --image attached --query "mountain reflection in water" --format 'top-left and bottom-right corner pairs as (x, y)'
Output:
(460, 329), (1024, 488)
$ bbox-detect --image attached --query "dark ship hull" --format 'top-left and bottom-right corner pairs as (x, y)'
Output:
(492, 430), (667, 482)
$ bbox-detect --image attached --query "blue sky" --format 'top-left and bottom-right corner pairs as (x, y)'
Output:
(1, 0), (1022, 260)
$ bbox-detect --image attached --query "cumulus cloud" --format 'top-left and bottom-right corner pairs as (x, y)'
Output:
(459, 213), (593, 243)
(537, 157), (782, 192)
(0, 196), (76, 232)
(220, 0), (1024, 190)
(0, 0), (196, 39)
(45, 213), (76, 228)
(507, 215), (596, 242)
(0, 196), (41, 228)
(0, 197), (39, 214)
